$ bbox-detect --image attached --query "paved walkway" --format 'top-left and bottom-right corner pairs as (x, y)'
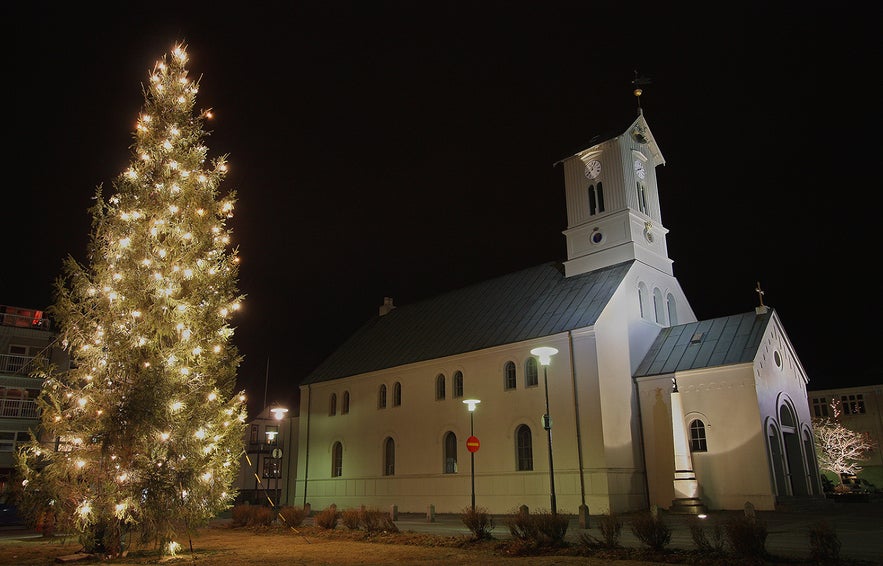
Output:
(391, 502), (883, 563)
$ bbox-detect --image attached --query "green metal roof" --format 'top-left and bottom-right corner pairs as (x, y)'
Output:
(634, 310), (774, 377)
(304, 261), (632, 384)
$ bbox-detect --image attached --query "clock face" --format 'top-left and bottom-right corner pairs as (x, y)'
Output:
(584, 160), (601, 180)
(634, 159), (646, 180)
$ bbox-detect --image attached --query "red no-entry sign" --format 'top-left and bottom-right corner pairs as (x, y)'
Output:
(466, 435), (480, 453)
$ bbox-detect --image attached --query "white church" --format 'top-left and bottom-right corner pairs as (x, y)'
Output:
(253, 106), (823, 517)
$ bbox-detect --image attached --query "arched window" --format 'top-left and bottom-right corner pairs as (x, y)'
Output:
(689, 419), (707, 452)
(443, 431), (457, 474)
(653, 288), (665, 324)
(383, 437), (395, 476)
(638, 282), (649, 319)
(516, 424), (533, 471)
(378, 384), (387, 409)
(453, 371), (464, 398)
(588, 184), (597, 215)
(667, 293), (678, 325)
(525, 357), (538, 387)
(436, 373), (446, 400)
(393, 382), (402, 406)
(504, 361), (517, 390)
(341, 391), (350, 414)
(331, 441), (343, 477)
(329, 393), (337, 416)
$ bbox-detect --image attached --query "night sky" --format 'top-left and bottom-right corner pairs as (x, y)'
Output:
(6, 4), (880, 417)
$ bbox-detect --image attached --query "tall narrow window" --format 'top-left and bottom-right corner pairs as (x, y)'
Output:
(638, 282), (648, 319)
(453, 371), (464, 398)
(393, 382), (402, 406)
(331, 441), (343, 477)
(436, 374), (446, 400)
(516, 424), (533, 471)
(504, 361), (516, 390)
(378, 384), (387, 409)
(666, 293), (678, 325)
(653, 288), (665, 324)
(636, 182), (647, 214)
(588, 184), (597, 215)
(383, 437), (395, 476)
(329, 393), (337, 416)
(250, 424), (259, 444)
(689, 420), (707, 452)
(597, 182), (604, 212)
(444, 431), (457, 473)
(342, 391), (350, 414)
(525, 357), (538, 387)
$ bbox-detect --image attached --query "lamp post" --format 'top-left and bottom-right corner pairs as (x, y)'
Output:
(530, 346), (558, 515)
(462, 399), (481, 511)
(269, 404), (288, 508)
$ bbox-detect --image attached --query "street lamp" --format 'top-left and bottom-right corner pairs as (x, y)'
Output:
(462, 399), (481, 511)
(269, 405), (288, 508)
(530, 346), (558, 515)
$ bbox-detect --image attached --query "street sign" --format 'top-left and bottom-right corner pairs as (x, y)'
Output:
(466, 436), (480, 453)
(271, 448), (282, 459)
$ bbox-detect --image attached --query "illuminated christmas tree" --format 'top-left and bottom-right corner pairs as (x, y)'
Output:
(16, 43), (248, 557)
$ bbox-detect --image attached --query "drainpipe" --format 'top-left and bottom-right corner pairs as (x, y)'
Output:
(568, 331), (589, 526)
(302, 384), (311, 508)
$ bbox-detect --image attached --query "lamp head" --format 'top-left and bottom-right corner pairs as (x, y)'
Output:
(462, 399), (481, 412)
(530, 346), (558, 366)
(270, 405), (289, 420)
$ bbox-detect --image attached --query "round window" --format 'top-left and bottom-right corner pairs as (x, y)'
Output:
(774, 350), (782, 368)
(591, 231), (604, 244)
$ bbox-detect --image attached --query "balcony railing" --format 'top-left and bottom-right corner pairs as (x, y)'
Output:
(0, 305), (52, 331)
(0, 354), (47, 377)
(0, 398), (39, 419)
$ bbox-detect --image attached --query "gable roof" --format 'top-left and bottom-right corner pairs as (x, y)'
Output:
(303, 261), (633, 384)
(634, 310), (774, 378)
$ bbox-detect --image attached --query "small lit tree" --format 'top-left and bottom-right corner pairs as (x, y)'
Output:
(812, 399), (875, 485)
(16, 43), (247, 557)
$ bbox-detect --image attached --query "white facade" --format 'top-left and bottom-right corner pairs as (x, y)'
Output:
(276, 112), (822, 515)
(637, 310), (820, 510)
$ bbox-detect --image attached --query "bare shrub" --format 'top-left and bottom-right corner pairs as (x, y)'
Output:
(230, 504), (251, 527)
(630, 510), (671, 551)
(689, 517), (725, 554)
(506, 507), (539, 541)
(809, 520), (841, 564)
(314, 506), (340, 530)
(505, 508), (567, 547)
(725, 514), (767, 559)
(251, 505), (275, 526)
(460, 506), (495, 540)
(278, 505), (307, 527)
(341, 508), (362, 530)
(576, 511), (624, 551)
(361, 507), (399, 533)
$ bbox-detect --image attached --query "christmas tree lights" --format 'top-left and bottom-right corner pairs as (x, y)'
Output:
(17, 42), (248, 557)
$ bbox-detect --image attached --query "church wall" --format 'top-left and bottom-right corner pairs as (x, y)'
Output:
(293, 334), (609, 515)
(751, 313), (822, 497)
(638, 365), (778, 511)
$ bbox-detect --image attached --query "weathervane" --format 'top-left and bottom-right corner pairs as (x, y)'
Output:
(632, 70), (652, 114)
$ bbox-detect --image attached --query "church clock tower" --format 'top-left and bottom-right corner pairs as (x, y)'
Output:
(558, 111), (672, 278)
